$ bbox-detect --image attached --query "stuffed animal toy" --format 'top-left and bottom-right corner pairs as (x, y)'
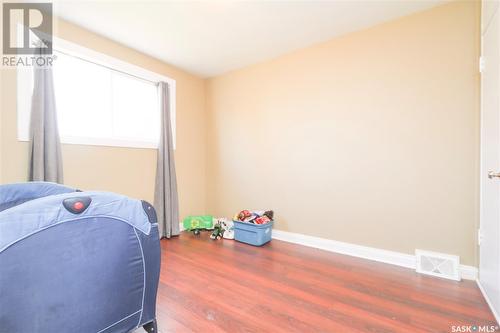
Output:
(237, 210), (252, 221)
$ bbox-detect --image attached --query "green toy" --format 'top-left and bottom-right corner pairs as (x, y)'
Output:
(183, 215), (213, 235)
(210, 221), (224, 240)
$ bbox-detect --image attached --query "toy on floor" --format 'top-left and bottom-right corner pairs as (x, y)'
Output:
(183, 215), (213, 235)
(233, 210), (274, 225)
(210, 220), (224, 240)
(207, 218), (234, 240)
(221, 219), (235, 239)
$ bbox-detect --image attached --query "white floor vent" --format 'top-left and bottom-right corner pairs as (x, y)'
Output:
(415, 250), (460, 281)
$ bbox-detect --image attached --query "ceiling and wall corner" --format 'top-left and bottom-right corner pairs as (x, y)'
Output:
(53, 0), (449, 78)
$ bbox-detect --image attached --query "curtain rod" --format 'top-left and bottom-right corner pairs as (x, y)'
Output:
(54, 49), (160, 86)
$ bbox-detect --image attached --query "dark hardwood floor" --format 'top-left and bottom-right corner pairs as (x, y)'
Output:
(150, 232), (496, 333)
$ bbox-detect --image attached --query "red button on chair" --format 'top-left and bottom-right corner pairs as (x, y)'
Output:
(73, 201), (84, 211)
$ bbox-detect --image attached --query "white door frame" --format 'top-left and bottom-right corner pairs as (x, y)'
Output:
(479, 0), (500, 325)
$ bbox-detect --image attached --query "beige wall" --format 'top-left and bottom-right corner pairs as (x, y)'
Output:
(0, 18), (207, 217)
(206, 1), (480, 265)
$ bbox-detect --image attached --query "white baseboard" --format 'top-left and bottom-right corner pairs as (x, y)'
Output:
(460, 265), (479, 281)
(272, 229), (478, 281)
(477, 279), (500, 325)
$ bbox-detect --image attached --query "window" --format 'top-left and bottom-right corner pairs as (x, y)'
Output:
(17, 38), (175, 149)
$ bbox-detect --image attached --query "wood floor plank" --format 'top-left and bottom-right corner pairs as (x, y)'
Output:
(147, 232), (497, 333)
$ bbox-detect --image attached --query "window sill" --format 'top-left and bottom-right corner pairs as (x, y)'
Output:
(18, 136), (159, 150)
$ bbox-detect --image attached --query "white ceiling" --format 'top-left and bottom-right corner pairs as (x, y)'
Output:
(54, 1), (448, 78)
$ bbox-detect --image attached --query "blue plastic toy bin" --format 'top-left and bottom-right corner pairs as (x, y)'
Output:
(233, 220), (274, 246)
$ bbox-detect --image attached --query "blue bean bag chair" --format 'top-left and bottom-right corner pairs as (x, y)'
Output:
(0, 182), (161, 333)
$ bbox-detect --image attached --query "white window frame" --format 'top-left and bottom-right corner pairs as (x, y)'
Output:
(17, 36), (176, 149)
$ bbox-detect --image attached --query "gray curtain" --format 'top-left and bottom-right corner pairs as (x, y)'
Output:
(28, 56), (63, 183)
(154, 82), (180, 238)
